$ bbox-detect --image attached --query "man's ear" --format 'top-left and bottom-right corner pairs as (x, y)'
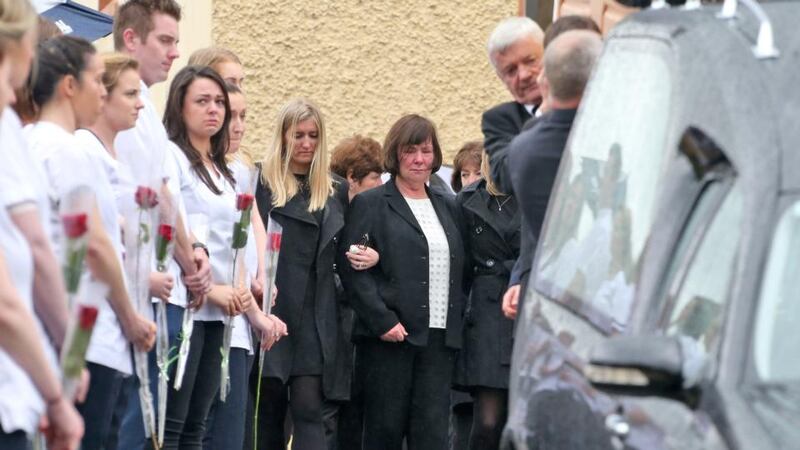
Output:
(122, 28), (140, 52)
(346, 169), (356, 185)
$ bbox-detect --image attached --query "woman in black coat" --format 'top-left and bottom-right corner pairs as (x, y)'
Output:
(339, 114), (468, 450)
(453, 153), (520, 450)
(254, 98), (350, 450)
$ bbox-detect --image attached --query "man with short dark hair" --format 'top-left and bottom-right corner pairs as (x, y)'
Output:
(502, 30), (603, 319)
(113, 2), (213, 448)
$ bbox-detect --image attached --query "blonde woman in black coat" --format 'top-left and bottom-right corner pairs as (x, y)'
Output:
(254, 98), (349, 450)
(453, 152), (520, 450)
(339, 114), (468, 450)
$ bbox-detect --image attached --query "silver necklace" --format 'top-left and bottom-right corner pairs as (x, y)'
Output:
(494, 195), (512, 211)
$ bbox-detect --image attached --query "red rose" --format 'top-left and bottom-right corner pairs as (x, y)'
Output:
(77, 305), (99, 330)
(62, 213), (89, 239)
(236, 193), (255, 211)
(135, 186), (158, 208)
(268, 232), (282, 251)
(158, 224), (174, 242)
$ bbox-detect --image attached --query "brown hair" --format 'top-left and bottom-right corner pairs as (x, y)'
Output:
(100, 53), (139, 93)
(113, 0), (181, 51)
(188, 46), (241, 72)
(544, 15), (600, 48)
(163, 65), (234, 195)
(451, 140), (483, 192)
(330, 135), (383, 182)
(10, 16), (60, 123)
(383, 114), (442, 178)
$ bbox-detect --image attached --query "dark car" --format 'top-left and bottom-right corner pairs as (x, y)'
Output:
(502, 1), (800, 449)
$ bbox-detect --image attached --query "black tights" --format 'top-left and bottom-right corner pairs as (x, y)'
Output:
(469, 388), (508, 450)
(258, 376), (326, 450)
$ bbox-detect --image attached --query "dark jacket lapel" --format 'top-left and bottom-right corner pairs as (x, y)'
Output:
(318, 195), (345, 258)
(460, 181), (516, 239)
(384, 179), (423, 234)
(271, 192), (318, 227)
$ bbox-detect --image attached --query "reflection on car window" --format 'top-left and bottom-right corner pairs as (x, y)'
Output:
(755, 200), (800, 382)
(666, 187), (742, 352)
(536, 41), (671, 332)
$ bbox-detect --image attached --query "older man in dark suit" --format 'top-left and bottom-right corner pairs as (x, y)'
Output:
(481, 17), (545, 194)
(502, 30), (604, 319)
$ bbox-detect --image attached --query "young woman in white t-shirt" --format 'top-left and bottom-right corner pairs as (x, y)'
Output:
(28, 35), (157, 449)
(160, 65), (280, 449)
(198, 79), (288, 449)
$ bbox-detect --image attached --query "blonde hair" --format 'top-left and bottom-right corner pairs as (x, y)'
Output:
(481, 151), (504, 196)
(0, 0), (37, 55)
(188, 46), (241, 72)
(262, 98), (333, 212)
(100, 52), (139, 93)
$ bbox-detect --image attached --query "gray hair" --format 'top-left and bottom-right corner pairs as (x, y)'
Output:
(543, 30), (603, 102)
(487, 16), (544, 68)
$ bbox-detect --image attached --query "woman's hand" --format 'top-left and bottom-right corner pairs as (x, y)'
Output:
(148, 272), (174, 302)
(251, 313), (288, 350)
(237, 287), (254, 313)
(346, 245), (379, 271)
(40, 396), (84, 450)
(380, 322), (408, 343)
(207, 285), (243, 316)
(121, 313), (157, 351)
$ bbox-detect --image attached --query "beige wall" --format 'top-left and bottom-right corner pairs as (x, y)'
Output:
(212, 0), (518, 162)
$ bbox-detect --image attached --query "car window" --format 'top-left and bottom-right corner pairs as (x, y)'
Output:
(665, 186), (742, 352)
(754, 200), (800, 383)
(535, 39), (672, 332)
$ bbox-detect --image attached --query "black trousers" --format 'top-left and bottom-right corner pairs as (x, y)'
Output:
(359, 329), (455, 450)
(0, 429), (28, 450)
(160, 320), (224, 450)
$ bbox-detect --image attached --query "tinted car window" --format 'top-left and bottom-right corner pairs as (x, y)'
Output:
(665, 187), (742, 352)
(536, 40), (671, 332)
(754, 200), (800, 382)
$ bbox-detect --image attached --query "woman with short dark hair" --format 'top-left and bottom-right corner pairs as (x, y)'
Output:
(451, 140), (483, 193)
(339, 114), (468, 450)
(330, 134), (383, 201)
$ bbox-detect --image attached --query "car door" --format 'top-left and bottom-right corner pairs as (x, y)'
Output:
(615, 180), (743, 450)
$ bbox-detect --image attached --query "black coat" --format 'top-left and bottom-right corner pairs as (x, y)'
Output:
(481, 101), (536, 194)
(255, 175), (352, 401)
(454, 180), (520, 389)
(338, 179), (468, 349)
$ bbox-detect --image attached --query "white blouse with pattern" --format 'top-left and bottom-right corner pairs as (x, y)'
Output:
(404, 197), (450, 329)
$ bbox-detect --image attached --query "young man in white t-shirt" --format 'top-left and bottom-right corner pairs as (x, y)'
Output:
(112, 2), (213, 448)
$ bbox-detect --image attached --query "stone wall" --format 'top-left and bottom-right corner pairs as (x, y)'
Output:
(212, 0), (518, 162)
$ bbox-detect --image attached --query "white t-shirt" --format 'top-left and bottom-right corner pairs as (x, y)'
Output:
(0, 111), (57, 435)
(28, 122), (132, 375)
(0, 108), (56, 241)
(230, 158), (257, 353)
(404, 197), (450, 329)
(115, 82), (188, 308)
(171, 143), (237, 322)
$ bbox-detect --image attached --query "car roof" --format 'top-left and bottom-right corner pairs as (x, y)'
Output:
(609, 1), (800, 192)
